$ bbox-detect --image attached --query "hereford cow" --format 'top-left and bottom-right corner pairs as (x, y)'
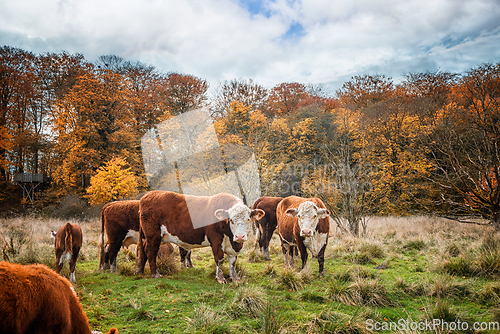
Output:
(99, 200), (192, 272)
(136, 191), (265, 283)
(252, 196), (283, 260)
(276, 196), (330, 276)
(0, 261), (118, 334)
(52, 222), (82, 283)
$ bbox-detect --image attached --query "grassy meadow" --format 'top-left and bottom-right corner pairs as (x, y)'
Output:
(2, 215), (500, 333)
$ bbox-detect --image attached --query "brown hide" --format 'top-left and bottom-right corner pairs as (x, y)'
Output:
(252, 196), (283, 259)
(0, 261), (118, 334)
(99, 200), (188, 271)
(99, 200), (140, 271)
(137, 191), (262, 282)
(276, 196), (330, 276)
(54, 222), (82, 283)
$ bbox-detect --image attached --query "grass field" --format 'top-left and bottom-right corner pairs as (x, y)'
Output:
(2, 215), (500, 333)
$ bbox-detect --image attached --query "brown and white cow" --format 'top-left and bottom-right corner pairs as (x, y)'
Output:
(252, 196), (283, 260)
(276, 196), (330, 276)
(136, 191), (265, 283)
(99, 200), (192, 272)
(0, 261), (118, 334)
(52, 222), (82, 283)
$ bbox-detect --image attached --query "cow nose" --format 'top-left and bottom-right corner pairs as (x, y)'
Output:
(234, 234), (247, 243)
(301, 229), (312, 237)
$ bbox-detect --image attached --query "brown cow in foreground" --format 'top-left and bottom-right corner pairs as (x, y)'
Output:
(252, 196), (283, 260)
(136, 191), (264, 283)
(52, 222), (82, 283)
(0, 261), (118, 334)
(99, 200), (192, 272)
(276, 196), (330, 276)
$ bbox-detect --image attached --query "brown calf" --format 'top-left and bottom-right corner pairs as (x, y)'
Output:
(276, 196), (330, 276)
(136, 191), (264, 283)
(52, 222), (82, 283)
(99, 200), (192, 272)
(252, 196), (283, 260)
(0, 261), (118, 334)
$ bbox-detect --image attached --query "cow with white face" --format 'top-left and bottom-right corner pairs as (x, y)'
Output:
(276, 196), (330, 276)
(136, 191), (265, 283)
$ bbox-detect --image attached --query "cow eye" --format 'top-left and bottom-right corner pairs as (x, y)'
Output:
(297, 215), (301, 219)
(313, 215), (317, 219)
(230, 220), (234, 224)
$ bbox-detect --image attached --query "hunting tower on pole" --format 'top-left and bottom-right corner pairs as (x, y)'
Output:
(14, 173), (48, 207)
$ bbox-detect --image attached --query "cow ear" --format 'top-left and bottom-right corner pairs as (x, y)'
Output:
(250, 209), (265, 221)
(214, 209), (230, 221)
(317, 208), (330, 219)
(286, 208), (298, 217)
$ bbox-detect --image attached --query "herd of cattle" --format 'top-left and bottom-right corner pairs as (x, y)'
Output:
(0, 191), (331, 333)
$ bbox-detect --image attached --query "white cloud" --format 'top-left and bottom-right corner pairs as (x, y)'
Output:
(1, 0), (499, 91)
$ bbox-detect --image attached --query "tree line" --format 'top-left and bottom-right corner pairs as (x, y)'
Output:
(1, 46), (499, 233)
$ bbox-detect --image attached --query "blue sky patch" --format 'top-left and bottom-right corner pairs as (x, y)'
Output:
(283, 21), (306, 41)
(237, 0), (272, 18)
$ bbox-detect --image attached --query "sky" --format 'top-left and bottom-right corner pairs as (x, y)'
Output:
(1, 0), (500, 95)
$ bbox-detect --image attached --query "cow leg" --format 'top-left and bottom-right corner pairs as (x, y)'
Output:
(298, 241), (308, 271)
(186, 249), (193, 268)
(69, 247), (80, 283)
(228, 255), (239, 282)
(211, 244), (226, 283)
(281, 242), (291, 268)
(107, 241), (123, 273)
(317, 243), (327, 277)
(55, 249), (64, 274)
(261, 227), (271, 260)
(100, 243), (110, 271)
(179, 247), (194, 268)
(146, 236), (162, 278)
(289, 245), (296, 267)
(254, 223), (261, 251)
(135, 228), (147, 275)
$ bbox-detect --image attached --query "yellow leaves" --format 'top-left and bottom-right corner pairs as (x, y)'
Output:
(86, 157), (138, 205)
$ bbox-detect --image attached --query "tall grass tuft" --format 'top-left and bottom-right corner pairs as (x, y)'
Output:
(228, 285), (266, 318)
(156, 252), (180, 276)
(186, 303), (231, 334)
(276, 268), (303, 291)
(307, 308), (369, 334)
(475, 233), (500, 276)
(259, 300), (286, 334)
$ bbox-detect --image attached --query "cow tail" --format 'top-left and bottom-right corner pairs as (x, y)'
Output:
(99, 205), (106, 266)
(64, 223), (73, 252)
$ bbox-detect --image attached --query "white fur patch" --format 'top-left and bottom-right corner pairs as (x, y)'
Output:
(222, 235), (239, 256)
(69, 272), (76, 283)
(60, 251), (72, 265)
(303, 232), (328, 257)
(160, 225), (210, 249)
(122, 229), (139, 248)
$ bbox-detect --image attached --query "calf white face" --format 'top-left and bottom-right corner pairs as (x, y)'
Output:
(215, 202), (265, 243)
(286, 201), (329, 237)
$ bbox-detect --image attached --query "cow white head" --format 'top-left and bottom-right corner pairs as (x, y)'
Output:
(286, 201), (329, 237)
(215, 202), (265, 243)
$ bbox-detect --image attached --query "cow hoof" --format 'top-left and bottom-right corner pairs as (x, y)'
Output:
(217, 277), (227, 284)
(319, 272), (325, 278)
(230, 277), (240, 282)
(151, 272), (163, 278)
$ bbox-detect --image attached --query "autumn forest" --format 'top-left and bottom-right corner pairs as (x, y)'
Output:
(1, 46), (499, 233)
